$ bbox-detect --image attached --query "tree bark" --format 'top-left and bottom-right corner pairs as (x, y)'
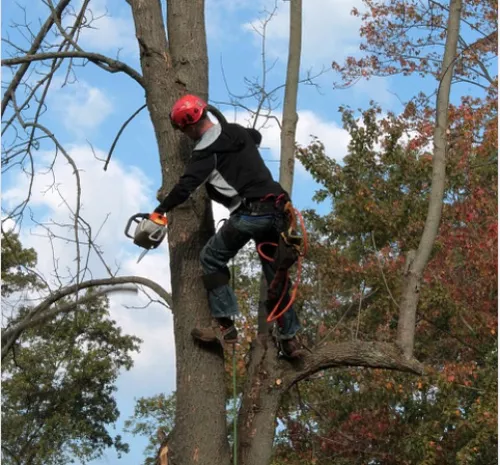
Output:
(237, 336), (282, 465)
(397, 0), (463, 358)
(283, 341), (424, 389)
(130, 1), (230, 464)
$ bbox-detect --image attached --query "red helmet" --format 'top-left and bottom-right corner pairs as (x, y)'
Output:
(170, 94), (207, 130)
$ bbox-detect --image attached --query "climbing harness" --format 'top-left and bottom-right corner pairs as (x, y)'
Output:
(124, 212), (168, 263)
(256, 194), (308, 323)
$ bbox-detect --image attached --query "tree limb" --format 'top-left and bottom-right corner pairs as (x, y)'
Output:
(397, 0), (463, 358)
(2, 51), (145, 87)
(1, 276), (172, 361)
(279, 0), (301, 194)
(2, 285), (137, 347)
(283, 341), (424, 390)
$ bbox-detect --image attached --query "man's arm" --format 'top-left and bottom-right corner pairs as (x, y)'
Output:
(155, 153), (215, 213)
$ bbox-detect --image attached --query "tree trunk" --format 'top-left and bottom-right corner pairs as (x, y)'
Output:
(237, 336), (283, 465)
(130, 1), (230, 464)
(397, 0), (462, 357)
(279, 0), (302, 195)
(238, 2), (303, 464)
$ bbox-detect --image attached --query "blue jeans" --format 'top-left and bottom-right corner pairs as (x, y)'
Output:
(200, 212), (301, 340)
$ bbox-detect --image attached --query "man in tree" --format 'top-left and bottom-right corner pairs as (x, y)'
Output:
(154, 94), (302, 357)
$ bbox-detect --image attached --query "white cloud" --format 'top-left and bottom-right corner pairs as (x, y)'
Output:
(2, 144), (174, 373)
(77, 0), (139, 58)
(49, 80), (114, 135)
(351, 76), (396, 108)
(244, 0), (363, 68)
(224, 108), (350, 165)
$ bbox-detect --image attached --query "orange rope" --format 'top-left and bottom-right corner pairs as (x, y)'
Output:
(256, 241), (277, 262)
(256, 207), (308, 323)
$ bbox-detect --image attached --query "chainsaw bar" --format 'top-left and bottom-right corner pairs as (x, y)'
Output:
(137, 248), (150, 264)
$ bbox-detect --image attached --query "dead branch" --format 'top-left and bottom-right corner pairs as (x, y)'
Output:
(11, 95), (84, 284)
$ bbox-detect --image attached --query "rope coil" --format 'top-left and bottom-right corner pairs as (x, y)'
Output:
(257, 205), (308, 323)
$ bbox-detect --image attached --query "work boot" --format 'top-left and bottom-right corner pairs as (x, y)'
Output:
(279, 337), (304, 358)
(191, 319), (238, 345)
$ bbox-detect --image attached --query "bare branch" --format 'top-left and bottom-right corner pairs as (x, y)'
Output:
(104, 104), (147, 171)
(2, 51), (145, 87)
(1, 275), (172, 361)
(1, 0), (72, 116)
(11, 96), (84, 285)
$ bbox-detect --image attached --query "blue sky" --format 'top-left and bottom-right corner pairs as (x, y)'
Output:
(1, 0), (493, 463)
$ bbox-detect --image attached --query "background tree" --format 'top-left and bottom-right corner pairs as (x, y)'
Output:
(1, 232), (141, 465)
(124, 393), (176, 465)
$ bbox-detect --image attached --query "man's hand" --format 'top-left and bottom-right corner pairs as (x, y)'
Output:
(154, 205), (167, 215)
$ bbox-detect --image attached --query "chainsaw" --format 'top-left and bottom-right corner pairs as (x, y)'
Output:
(125, 212), (168, 263)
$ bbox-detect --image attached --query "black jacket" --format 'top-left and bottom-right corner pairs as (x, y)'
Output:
(158, 123), (285, 213)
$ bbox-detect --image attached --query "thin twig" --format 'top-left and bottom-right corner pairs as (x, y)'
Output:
(104, 104), (147, 170)
(371, 232), (400, 309)
(355, 282), (366, 339)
